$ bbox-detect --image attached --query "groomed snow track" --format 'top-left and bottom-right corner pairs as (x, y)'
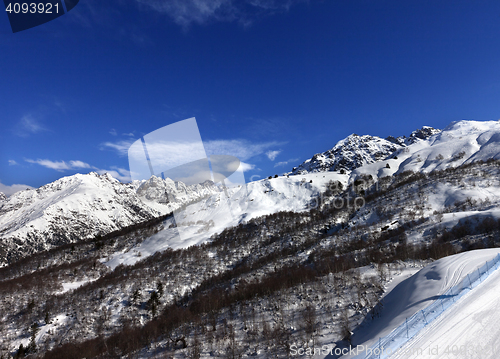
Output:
(356, 253), (500, 359)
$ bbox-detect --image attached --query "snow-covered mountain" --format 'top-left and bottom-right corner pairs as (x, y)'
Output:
(0, 172), (221, 265)
(104, 171), (348, 268)
(136, 175), (221, 212)
(386, 125), (441, 146)
(289, 126), (440, 175)
(352, 120), (500, 182)
(0, 192), (6, 203)
(108, 120), (500, 268)
(2, 120), (500, 359)
(1, 120), (499, 268)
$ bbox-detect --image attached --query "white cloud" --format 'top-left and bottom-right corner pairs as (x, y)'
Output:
(0, 182), (33, 197)
(69, 160), (93, 169)
(204, 139), (283, 161)
(142, 140), (206, 171)
(25, 159), (131, 182)
(135, 0), (305, 27)
(26, 159), (95, 171)
(109, 128), (118, 136)
(136, 0), (233, 26)
(274, 157), (299, 167)
(26, 159), (73, 171)
(8, 160), (18, 166)
(102, 136), (280, 183)
(15, 115), (47, 137)
(103, 138), (282, 162)
(239, 161), (255, 171)
(266, 150), (281, 161)
(101, 139), (136, 157)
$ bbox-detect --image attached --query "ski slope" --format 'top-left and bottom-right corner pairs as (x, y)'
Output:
(333, 249), (500, 359)
(388, 262), (500, 359)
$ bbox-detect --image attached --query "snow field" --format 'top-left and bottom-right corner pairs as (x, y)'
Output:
(335, 249), (500, 359)
(389, 263), (500, 359)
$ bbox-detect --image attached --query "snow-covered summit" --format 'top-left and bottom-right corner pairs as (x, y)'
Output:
(290, 134), (401, 175)
(0, 171), (221, 265)
(386, 126), (441, 146)
(0, 192), (6, 203)
(352, 119), (500, 182)
(289, 126), (441, 176)
(0, 172), (160, 261)
(136, 175), (221, 210)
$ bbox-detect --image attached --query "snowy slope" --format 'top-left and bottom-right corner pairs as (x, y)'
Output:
(0, 172), (161, 262)
(334, 248), (500, 359)
(351, 120), (500, 182)
(290, 134), (402, 175)
(104, 172), (348, 268)
(0, 172), (221, 265)
(388, 260), (500, 359)
(290, 126), (440, 176)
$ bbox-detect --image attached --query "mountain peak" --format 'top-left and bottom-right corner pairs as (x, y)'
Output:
(290, 126), (442, 176)
(290, 133), (401, 175)
(409, 126), (441, 141)
(386, 126), (440, 146)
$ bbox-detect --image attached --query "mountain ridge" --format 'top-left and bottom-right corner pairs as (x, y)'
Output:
(0, 172), (221, 265)
(289, 126), (441, 176)
(1, 120), (499, 266)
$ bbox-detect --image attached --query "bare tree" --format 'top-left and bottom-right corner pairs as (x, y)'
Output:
(340, 307), (352, 345)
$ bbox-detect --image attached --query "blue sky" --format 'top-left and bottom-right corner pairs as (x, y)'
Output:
(2, 0), (500, 195)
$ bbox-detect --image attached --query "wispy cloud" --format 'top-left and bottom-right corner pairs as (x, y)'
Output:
(204, 139), (284, 161)
(109, 128), (118, 136)
(15, 115), (48, 137)
(68, 160), (94, 169)
(135, 0), (306, 27)
(274, 157), (299, 167)
(266, 150), (281, 161)
(101, 139), (136, 157)
(25, 159), (131, 182)
(136, 0), (233, 27)
(8, 160), (18, 166)
(25, 159), (94, 171)
(102, 138), (283, 162)
(101, 137), (278, 182)
(0, 182), (33, 197)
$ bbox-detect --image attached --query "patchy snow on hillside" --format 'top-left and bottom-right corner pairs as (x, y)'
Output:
(104, 172), (348, 268)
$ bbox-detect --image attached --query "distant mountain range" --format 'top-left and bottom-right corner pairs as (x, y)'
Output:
(0, 172), (222, 264)
(2, 120), (500, 358)
(1, 120), (500, 266)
